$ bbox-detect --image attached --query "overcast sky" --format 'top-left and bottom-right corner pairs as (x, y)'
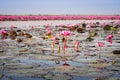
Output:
(0, 0), (120, 15)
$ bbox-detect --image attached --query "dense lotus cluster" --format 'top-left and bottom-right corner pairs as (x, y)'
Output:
(0, 15), (120, 21)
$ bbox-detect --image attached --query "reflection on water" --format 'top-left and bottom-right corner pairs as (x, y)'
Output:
(73, 76), (93, 80)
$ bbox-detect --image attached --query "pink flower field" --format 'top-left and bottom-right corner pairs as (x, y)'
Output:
(0, 15), (120, 21)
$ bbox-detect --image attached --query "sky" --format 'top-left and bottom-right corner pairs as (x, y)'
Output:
(0, 0), (120, 15)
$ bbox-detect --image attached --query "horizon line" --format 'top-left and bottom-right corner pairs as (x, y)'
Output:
(0, 14), (120, 16)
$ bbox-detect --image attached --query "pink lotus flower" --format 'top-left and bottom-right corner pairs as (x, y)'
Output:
(10, 25), (13, 29)
(118, 31), (120, 35)
(101, 22), (106, 27)
(66, 24), (71, 28)
(106, 38), (112, 44)
(106, 34), (113, 39)
(74, 41), (79, 52)
(73, 24), (79, 27)
(0, 29), (7, 35)
(45, 26), (52, 35)
(46, 24), (50, 27)
(46, 27), (50, 31)
(31, 26), (34, 29)
(47, 30), (52, 34)
(0, 15), (120, 21)
(96, 42), (105, 59)
(52, 37), (56, 43)
(96, 42), (105, 47)
(106, 34), (113, 44)
(63, 44), (68, 50)
(86, 25), (91, 30)
(45, 26), (50, 31)
(74, 41), (79, 46)
(45, 24), (50, 30)
(90, 21), (93, 26)
(60, 31), (71, 36)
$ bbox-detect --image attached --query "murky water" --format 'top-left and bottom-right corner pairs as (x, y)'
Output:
(0, 20), (120, 80)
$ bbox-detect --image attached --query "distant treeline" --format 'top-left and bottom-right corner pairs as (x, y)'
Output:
(0, 15), (120, 21)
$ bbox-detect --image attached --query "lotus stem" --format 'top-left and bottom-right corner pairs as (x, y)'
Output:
(98, 47), (101, 59)
(51, 42), (54, 53)
(58, 44), (60, 53)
